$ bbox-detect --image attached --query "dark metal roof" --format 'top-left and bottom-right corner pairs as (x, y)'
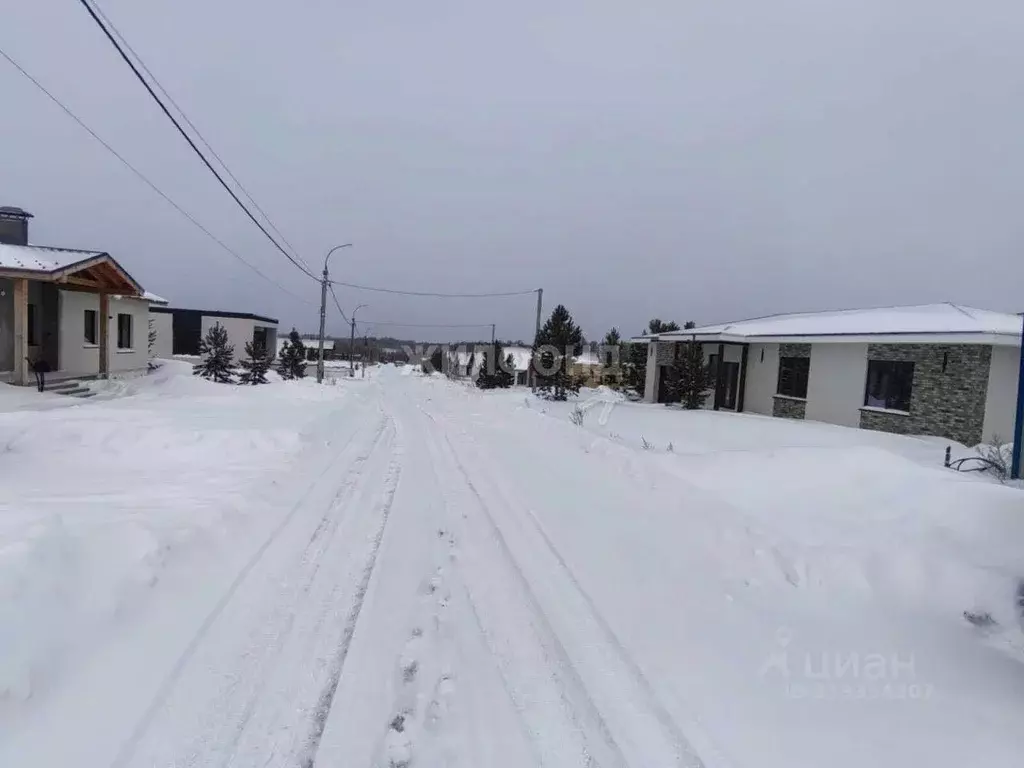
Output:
(0, 206), (33, 218)
(150, 306), (279, 325)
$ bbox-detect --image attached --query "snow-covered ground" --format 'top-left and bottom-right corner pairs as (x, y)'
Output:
(1, 364), (1022, 767)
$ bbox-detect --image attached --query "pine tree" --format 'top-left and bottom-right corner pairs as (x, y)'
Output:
(672, 337), (714, 409)
(602, 327), (622, 383)
(239, 341), (271, 384)
(622, 341), (647, 397)
(193, 322), (235, 383)
(477, 342), (514, 389)
(533, 305), (584, 400)
(277, 329), (307, 380)
(647, 318), (681, 334)
(683, 320), (696, 329)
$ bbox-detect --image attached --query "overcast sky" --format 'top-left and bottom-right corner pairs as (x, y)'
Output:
(4, 0), (1024, 342)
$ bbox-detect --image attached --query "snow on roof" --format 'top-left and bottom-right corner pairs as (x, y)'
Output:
(644, 304), (1023, 343)
(0, 243), (104, 272)
(142, 291), (168, 305)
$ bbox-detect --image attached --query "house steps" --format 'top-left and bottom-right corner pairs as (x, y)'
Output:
(44, 379), (97, 398)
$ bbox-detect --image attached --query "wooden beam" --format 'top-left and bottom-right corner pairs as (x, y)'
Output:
(62, 276), (103, 288)
(99, 292), (109, 378)
(12, 278), (29, 386)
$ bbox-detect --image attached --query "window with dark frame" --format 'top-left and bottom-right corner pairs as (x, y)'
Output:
(27, 303), (36, 346)
(117, 313), (132, 350)
(864, 360), (914, 412)
(707, 353), (719, 380)
(84, 309), (98, 345)
(777, 356), (810, 398)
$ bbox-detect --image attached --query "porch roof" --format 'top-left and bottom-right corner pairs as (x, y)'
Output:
(0, 243), (144, 296)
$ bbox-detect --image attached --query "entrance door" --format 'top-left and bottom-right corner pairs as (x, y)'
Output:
(719, 361), (740, 410)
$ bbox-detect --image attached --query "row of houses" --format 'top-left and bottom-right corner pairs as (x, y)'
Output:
(0, 206), (278, 386)
(635, 303), (1022, 446)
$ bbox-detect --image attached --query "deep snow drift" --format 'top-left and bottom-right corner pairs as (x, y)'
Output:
(1, 364), (1022, 767)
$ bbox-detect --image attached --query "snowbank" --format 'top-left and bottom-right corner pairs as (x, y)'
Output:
(0, 363), (353, 702)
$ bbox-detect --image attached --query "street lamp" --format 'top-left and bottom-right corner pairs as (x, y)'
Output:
(351, 303), (368, 376)
(318, 243), (353, 383)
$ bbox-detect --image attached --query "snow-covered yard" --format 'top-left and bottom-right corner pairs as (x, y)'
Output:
(1, 364), (1022, 767)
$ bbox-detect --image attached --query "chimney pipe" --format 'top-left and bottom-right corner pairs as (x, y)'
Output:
(0, 206), (34, 246)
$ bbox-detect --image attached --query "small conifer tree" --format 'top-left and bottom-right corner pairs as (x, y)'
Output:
(239, 341), (271, 385)
(194, 322), (235, 383)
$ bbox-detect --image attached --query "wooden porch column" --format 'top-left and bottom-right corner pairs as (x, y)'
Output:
(12, 278), (29, 386)
(98, 291), (109, 378)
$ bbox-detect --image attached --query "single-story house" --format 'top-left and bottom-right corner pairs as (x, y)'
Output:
(446, 344), (532, 384)
(635, 303), (1023, 446)
(276, 335), (334, 360)
(0, 206), (158, 384)
(150, 307), (278, 359)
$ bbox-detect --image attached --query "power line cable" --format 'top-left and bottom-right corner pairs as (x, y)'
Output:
(328, 283), (349, 323)
(328, 280), (538, 298)
(76, 0), (319, 282)
(86, 0), (311, 274)
(0, 44), (316, 307)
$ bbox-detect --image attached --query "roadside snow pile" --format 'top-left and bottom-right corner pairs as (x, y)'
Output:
(0, 363), (350, 703)
(533, 398), (1024, 644)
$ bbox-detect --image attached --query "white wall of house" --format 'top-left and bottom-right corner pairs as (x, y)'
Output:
(743, 342), (779, 416)
(151, 310), (173, 359)
(983, 345), (1019, 443)
(58, 292), (150, 374)
(201, 315), (255, 357)
(804, 342), (869, 428)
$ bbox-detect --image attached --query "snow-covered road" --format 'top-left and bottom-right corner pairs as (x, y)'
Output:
(3, 365), (1024, 767)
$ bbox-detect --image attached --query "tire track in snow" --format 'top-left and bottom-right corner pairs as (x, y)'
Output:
(297, 413), (405, 768)
(406, 397), (627, 767)
(438, 417), (715, 768)
(110, 396), (391, 768)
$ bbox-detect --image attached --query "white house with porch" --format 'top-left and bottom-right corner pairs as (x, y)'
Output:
(636, 303), (1023, 447)
(0, 206), (157, 387)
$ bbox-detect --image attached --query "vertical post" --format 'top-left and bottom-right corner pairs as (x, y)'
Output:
(713, 342), (725, 410)
(491, 323), (496, 344)
(531, 287), (543, 389)
(350, 317), (356, 377)
(12, 278), (28, 386)
(1011, 313), (1024, 479)
(736, 343), (749, 413)
(317, 269), (328, 383)
(98, 291), (110, 379)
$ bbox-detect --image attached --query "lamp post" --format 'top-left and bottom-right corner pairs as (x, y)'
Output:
(318, 243), (352, 383)
(351, 303), (368, 377)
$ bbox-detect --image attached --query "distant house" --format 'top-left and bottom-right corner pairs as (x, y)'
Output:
(277, 336), (335, 361)
(0, 206), (160, 385)
(636, 303), (1023, 446)
(446, 344), (532, 385)
(150, 307), (278, 359)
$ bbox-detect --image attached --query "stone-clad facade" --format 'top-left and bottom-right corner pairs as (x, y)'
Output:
(772, 343), (811, 419)
(858, 343), (991, 445)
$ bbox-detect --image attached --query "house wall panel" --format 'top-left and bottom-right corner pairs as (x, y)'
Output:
(743, 343), (779, 416)
(805, 343), (868, 427)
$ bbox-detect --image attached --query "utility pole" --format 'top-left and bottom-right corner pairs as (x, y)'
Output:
(350, 303), (368, 378)
(531, 287), (543, 389)
(491, 323), (496, 344)
(318, 243), (353, 383)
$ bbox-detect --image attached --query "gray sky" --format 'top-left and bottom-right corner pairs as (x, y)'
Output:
(4, 0), (1024, 342)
